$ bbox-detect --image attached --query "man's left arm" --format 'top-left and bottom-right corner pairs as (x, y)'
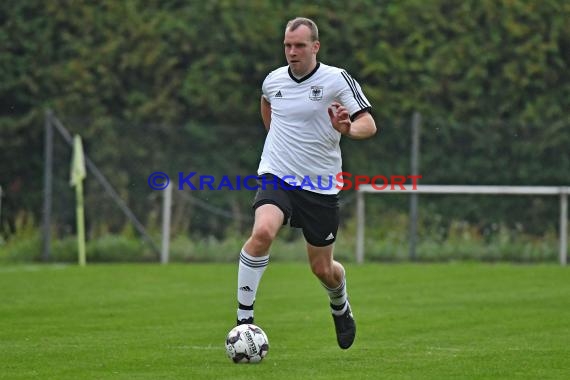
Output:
(328, 102), (377, 139)
(345, 111), (377, 139)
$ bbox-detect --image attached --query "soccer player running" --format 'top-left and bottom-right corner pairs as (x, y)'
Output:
(235, 17), (377, 349)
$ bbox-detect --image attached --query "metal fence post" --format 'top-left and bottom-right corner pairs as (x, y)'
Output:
(356, 190), (365, 264)
(409, 112), (421, 261)
(560, 191), (568, 266)
(42, 109), (53, 262)
(161, 183), (173, 264)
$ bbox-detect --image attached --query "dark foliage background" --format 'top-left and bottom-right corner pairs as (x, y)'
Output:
(1, 0), (569, 241)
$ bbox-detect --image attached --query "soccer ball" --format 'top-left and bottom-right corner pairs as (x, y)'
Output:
(225, 324), (269, 363)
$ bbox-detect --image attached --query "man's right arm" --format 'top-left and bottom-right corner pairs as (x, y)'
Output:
(260, 96), (271, 132)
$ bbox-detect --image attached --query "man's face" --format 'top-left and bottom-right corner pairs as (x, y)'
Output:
(284, 25), (320, 77)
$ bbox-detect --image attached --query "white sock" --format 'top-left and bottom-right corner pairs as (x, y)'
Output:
(236, 249), (269, 321)
(322, 272), (348, 316)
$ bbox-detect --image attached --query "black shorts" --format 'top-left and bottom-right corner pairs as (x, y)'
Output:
(252, 174), (339, 247)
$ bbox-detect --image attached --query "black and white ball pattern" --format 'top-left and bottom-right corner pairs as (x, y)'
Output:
(225, 324), (269, 363)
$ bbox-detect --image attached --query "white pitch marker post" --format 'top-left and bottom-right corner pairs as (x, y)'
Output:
(561, 192), (568, 266)
(161, 182), (173, 264)
(70, 135), (87, 266)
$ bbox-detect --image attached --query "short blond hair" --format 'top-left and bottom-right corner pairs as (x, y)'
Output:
(286, 17), (319, 41)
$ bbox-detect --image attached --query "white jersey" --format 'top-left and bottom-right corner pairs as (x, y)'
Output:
(258, 62), (372, 194)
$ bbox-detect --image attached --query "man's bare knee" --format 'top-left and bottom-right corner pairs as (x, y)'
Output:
(310, 260), (334, 282)
(252, 224), (278, 246)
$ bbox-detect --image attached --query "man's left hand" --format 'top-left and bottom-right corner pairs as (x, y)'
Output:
(328, 102), (351, 136)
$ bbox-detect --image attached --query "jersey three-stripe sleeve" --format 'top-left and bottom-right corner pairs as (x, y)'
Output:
(258, 62), (372, 195)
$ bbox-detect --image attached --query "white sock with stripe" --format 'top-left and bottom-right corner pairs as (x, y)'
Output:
(322, 271), (348, 316)
(236, 249), (269, 321)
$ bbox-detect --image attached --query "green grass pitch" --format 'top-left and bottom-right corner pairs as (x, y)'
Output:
(0, 263), (568, 379)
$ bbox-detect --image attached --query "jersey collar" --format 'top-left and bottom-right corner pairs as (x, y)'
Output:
(288, 62), (320, 83)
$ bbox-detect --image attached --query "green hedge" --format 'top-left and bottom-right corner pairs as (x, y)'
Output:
(1, 0), (569, 240)
(0, 219), (562, 264)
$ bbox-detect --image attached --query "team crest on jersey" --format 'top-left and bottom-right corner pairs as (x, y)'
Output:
(309, 86), (323, 101)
